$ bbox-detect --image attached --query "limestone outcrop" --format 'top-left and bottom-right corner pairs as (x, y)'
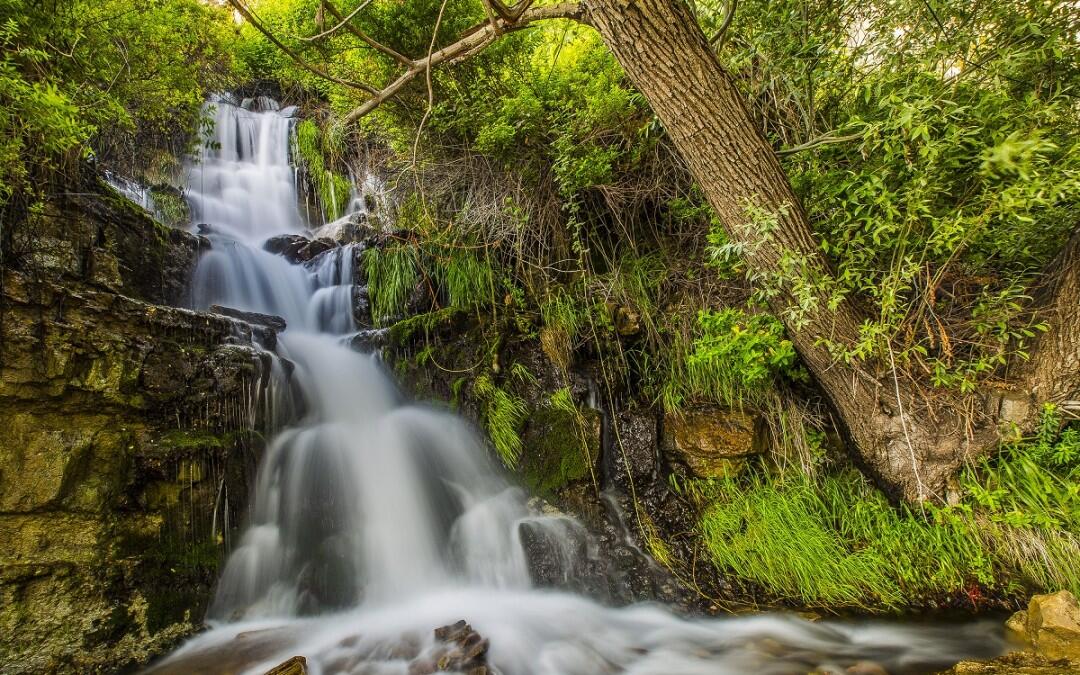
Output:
(0, 178), (270, 673)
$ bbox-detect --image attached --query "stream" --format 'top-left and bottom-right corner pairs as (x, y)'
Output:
(146, 97), (1007, 675)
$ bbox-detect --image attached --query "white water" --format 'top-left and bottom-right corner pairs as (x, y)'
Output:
(151, 100), (1005, 674)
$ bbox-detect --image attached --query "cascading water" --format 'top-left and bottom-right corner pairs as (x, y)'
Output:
(149, 98), (1006, 674)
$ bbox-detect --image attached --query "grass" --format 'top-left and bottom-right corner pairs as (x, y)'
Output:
(430, 245), (496, 311)
(364, 244), (419, 326)
(293, 119), (351, 221)
(694, 411), (1080, 611)
(473, 374), (528, 468)
(697, 469), (989, 610)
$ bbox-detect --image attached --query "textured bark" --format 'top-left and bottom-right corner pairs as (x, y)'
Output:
(1027, 229), (1080, 416)
(582, 0), (995, 501)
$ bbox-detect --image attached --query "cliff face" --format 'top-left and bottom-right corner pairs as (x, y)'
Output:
(0, 178), (268, 673)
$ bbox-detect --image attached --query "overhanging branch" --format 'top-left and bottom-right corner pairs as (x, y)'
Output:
(343, 2), (586, 124)
(227, 0), (379, 94)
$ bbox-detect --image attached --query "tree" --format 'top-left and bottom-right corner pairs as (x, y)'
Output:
(228, 0), (1080, 502)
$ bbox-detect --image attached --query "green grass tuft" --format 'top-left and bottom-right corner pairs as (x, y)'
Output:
(364, 244), (419, 326)
(473, 374), (528, 468)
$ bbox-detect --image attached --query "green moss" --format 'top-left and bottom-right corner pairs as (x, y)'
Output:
(386, 307), (462, 345)
(154, 429), (226, 452)
(520, 407), (598, 495)
(148, 187), (189, 228)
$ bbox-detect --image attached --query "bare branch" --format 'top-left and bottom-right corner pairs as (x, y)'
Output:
(301, 0), (375, 42)
(776, 131), (863, 156)
(227, 0), (379, 94)
(321, 0), (412, 65)
(343, 2), (585, 124)
(708, 0), (737, 48)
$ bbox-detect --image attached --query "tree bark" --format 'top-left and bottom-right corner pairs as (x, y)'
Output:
(583, 0), (998, 502)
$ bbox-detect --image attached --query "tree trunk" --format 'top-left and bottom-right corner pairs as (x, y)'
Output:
(583, 0), (997, 501)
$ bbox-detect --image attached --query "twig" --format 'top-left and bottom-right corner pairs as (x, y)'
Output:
(227, 0), (379, 94)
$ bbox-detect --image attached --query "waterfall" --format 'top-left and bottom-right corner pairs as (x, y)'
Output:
(149, 99), (1005, 674)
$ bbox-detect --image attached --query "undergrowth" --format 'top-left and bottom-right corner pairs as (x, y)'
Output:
(693, 406), (1080, 611)
(293, 119), (352, 222)
(473, 374), (528, 468)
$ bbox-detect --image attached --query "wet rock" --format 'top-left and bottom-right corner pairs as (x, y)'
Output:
(1014, 591), (1080, 660)
(210, 304), (288, 332)
(608, 410), (658, 491)
(518, 407), (601, 495)
(265, 656), (308, 675)
(0, 270), (267, 673)
(519, 518), (589, 588)
(264, 234), (340, 264)
(264, 234), (310, 263)
(846, 661), (889, 675)
(424, 621), (489, 674)
(939, 651), (1080, 674)
(664, 407), (765, 478)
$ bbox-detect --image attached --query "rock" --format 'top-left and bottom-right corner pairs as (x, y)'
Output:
(517, 407), (601, 495)
(426, 621), (489, 673)
(264, 234), (310, 263)
(0, 270), (267, 673)
(609, 410), (658, 491)
(615, 305), (641, 336)
(939, 651), (1080, 674)
(1007, 609), (1028, 640)
(265, 655), (307, 675)
(210, 304), (288, 332)
(664, 407), (765, 478)
(1023, 591), (1080, 660)
(263, 235), (339, 264)
(846, 661), (889, 675)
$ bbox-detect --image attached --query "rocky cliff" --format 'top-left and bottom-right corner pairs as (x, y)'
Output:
(0, 177), (270, 673)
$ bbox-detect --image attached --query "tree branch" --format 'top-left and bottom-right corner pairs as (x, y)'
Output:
(301, 0), (374, 42)
(776, 131), (863, 156)
(708, 0), (737, 48)
(321, 0), (412, 66)
(342, 2), (585, 124)
(227, 0), (379, 94)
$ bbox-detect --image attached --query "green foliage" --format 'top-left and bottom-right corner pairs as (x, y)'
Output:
(698, 468), (990, 610)
(696, 407), (1080, 609)
(0, 0), (235, 210)
(473, 374), (528, 468)
(720, 0), (1079, 389)
(662, 308), (799, 412)
(364, 244), (419, 326)
(429, 246), (496, 311)
(293, 119), (352, 221)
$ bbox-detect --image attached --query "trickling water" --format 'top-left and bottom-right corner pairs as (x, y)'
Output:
(151, 99), (1006, 674)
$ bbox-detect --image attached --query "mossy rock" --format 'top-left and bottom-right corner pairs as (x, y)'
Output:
(518, 407), (601, 495)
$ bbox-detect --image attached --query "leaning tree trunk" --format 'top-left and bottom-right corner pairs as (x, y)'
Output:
(584, 0), (1001, 502)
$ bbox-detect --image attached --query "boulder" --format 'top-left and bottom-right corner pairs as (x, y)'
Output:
(664, 407), (765, 478)
(939, 651), (1080, 674)
(1011, 591), (1080, 660)
(265, 656), (307, 675)
(263, 234), (310, 263)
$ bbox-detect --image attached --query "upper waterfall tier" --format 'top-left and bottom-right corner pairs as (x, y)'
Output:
(186, 98), (304, 241)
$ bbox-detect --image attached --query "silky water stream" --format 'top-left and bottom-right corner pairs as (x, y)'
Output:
(148, 98), (1006, 675)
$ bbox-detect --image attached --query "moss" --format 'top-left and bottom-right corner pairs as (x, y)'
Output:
(386, 307), (462, 345)
(519, 407), (600, 495)
(151, 430), (228, 456)
(148, 186), (189, 228)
